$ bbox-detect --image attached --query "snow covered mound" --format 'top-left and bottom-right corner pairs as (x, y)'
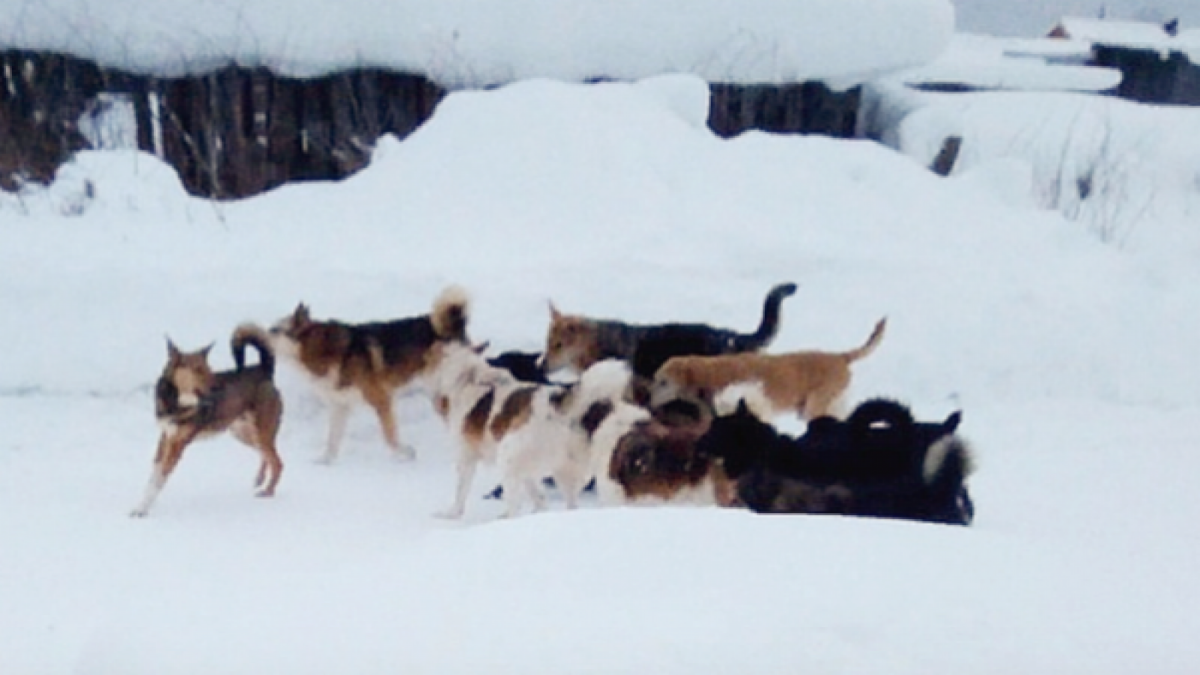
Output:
(0, 0), (953, 86)
(862, 78), (1200, 261)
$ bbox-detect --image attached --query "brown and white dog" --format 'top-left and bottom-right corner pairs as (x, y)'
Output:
(422, 342), (623, 519)
(266, 286), (469, 464)
(649, 317), (887, 421)
(131, 324), (283, 517)
(579, 367), (745, 507)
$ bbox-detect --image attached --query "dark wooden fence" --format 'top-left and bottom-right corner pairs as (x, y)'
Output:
(1, 49), (859, 199)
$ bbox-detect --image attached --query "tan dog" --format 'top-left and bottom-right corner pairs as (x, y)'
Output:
(267, 286), (469, 463)
(131, 324), (283, 517)
(649, 318), (887, 421)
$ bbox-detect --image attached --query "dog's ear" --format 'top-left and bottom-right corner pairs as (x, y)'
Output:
(472, 341), (490, 355)
(943, 410), (963, 434)
(736, 399), (750, 417)
(548, 301), (562, 321)
(293, 302), (310, 324)
(199, 342), (215, 361)
(166, 336), (181, 361)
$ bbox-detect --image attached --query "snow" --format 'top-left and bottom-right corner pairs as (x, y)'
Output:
(1057, 16), (1172, 44)
(894, 34), (1123, 92)
(3, 70), (1200, 674)
(861, 77), (1200, 259)
(0, 0), (953, 86)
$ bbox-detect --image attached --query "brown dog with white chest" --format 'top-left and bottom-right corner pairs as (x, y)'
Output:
(131, 324), (283, 517)
(649, 317), (887, 421)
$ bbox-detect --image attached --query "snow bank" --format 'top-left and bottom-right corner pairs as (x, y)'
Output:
(861, 79), (1200, 262)
(0, 0), (953, 86)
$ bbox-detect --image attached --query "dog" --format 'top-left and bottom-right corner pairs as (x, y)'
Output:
(266, 286), (469, 463)
(422, 342), (617, 519)
(540, 282), (798, 382)
(131, 324), (283, 517)
(696, 397), (975, 525)
(649, 317), (886, 421)
(578, 370), (742, 507)
(487, 349), (550, 384)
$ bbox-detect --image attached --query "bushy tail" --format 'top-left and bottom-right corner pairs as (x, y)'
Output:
(922, 435), (977, 525)
(846, 397), (913, 435)
(842, 317), (887, 363)
(431, 285), (470, 341)
(733, 282), (798, 351)
(231, 323), (275, 377)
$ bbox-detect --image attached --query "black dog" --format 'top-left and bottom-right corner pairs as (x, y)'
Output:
(697, 398), (975, 525)
(628, 282), (798, 379)
(487, 350), (551, 384)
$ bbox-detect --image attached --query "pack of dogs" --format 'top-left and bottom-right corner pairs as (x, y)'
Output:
(136, 282), (977, 529)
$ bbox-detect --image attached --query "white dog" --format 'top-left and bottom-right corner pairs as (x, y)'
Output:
(423, 342), (610, 519)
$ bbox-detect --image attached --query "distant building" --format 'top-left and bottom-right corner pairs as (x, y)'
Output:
(1047, 17), (1200, 105)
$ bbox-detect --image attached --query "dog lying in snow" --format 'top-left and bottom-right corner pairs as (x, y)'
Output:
(421, 343), (632, 519)
(578, 375), (751, 507)
(131, 325), (283, 517)
(265, 286), (470, 464)
(540, 282), (798, 382)
(649, 317), (886, 421)
(696, 397), (976, 525)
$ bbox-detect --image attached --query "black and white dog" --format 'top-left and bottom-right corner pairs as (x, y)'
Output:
(697, 398), (976, 525)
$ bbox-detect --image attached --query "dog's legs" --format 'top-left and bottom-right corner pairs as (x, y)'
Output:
(436, 452), (478, 519)
(254, 444), (284, 498)
(524, 477), (546, 512)
(363, 387), (416, 461)
(801, 388), (846, 422)
(320, 400), (352, 464)
(130, 429), (192, 517)
(554, 471), (585, 511)
(498, 472), (527, 519)
(232, 416), (285, 498)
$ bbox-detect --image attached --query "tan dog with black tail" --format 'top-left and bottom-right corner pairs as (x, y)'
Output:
(131, 324), (283, 517)
(649, 317), (887, 421)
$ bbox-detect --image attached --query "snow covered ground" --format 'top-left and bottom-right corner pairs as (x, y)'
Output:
(3, 73), (1200, 673)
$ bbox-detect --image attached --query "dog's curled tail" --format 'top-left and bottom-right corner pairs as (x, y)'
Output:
(431, 285), (471, 342)
(842, 317), (887, 363)
(736, 282), (798, 351)
(846, 397), (914, 436)
(231, 323), (275, 377)
(922, 434), (977, 525)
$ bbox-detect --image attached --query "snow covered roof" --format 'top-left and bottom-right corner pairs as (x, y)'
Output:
(1050, 16), (1200, 60)
(891, 34), (1122, 93)
(0, 0), (953, 87)
(1052, 17), (1172, 44)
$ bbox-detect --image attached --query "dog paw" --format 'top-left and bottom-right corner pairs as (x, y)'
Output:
(393, 445), (417, 462)
(314, 455), (336, 466)
(433, 507), (464, 520)
(255, 489), (276, 499)
(129, 508), (148, 518)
